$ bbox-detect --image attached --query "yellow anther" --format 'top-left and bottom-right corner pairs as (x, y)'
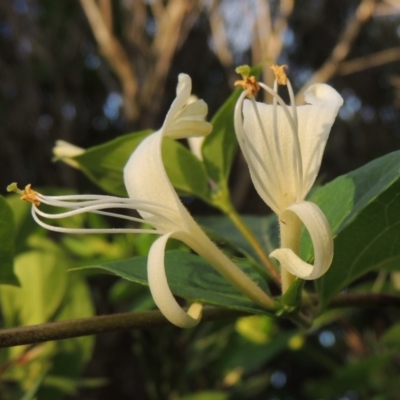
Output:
(234, 65), (260, 97)
(271, 64), (288, 85)
(21, 184), (41, 206)
(234, 76), (260, 97)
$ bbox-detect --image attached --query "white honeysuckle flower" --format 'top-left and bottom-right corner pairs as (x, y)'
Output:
(52, 140), (85, 169)
(11, 74), (275, 328)
(234, 65), (343, 291)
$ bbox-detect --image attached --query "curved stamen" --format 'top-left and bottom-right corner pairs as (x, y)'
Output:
(31, 207), (161, 235)
(34, 202), (182, 231)
(250, 95), (284, 197)
(258, 82), (304, 197)
(286, 79), (302, 196)
(37, 196), (180, 225)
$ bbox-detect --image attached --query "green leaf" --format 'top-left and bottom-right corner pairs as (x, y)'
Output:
(77, 250), (270, 314)
(307, 151), (400, 306)
(0, 195), (19, 285)
(38, 275), (95, 400)
(0, 246), (68, 327)
(162, 137), (210, 201)
(202, 88), (241, 189)
(73, 131), (210, 201)
(180, 392), (228, 400)
(381, 323), (400, 348)
(73, 130), (151, 196)
(202, 66), (261, 189)
(199, 215), (279, 263)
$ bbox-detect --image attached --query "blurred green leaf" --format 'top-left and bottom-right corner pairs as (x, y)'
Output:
(199, 215), (279, 263)
(38, 275), (95, 400)
(202, 88), (242, 189)
(6, 194), (39, 255)
(162, 137), (211, 201)
(305, 354), (392, 398)
(306, 151), (400, 307)
(381, 323), (400, 348)
(73, 132), (211, 201)
(202, 66), (261, 190)
(73, 130), (151, 196)
(76, 250), (270, 314)
(0, 246), (68, 327)
(0, 196), (19, 286)
(180, 391), (228, 400)
(21, 369), (48, 400)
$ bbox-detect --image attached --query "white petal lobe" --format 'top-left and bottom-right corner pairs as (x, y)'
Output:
(147, 233), (202, 328)
(270, 201), (333, 280)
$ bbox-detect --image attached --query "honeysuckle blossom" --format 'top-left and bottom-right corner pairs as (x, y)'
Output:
(10, 74), (275, 328)
(52, 140), (85, 169)
(234, 65), (343, 292)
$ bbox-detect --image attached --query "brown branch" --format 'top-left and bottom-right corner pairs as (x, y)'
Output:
(296, 0), (377, 102)
(252, 0), (294, 101)
(79, 0), (139, 121)
(141, 0), (189, 114)
(337, 47), (400, 75)
(208, 0), (234, 68)
(0, 308), (246, 349)
(3, 292), (400, 348)
(328, 292), (400, 308)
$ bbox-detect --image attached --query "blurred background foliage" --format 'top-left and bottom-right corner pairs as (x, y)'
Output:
(1, 0), (400, 399)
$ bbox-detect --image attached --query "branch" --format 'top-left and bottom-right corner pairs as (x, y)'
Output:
(141, 0), (188, 113)
(328, 292), (400, 308)
(2, 292), (400, 348)
(208, 0), (233, 68)
(80, 0), (139, 121)
(0, 308), (246, 348)
(337, 47), (400, 75)
(296, 0), (377, 102)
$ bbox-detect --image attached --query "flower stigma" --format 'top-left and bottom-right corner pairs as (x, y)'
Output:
(7, 183), (41, 207)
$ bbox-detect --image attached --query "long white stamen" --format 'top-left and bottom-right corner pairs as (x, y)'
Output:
(259, 82), (304, 197)
(31, 207), (160, 235)
(250, 96), (284, 195)
(286, 79), (303, 195)
(37, 196), (179, 225)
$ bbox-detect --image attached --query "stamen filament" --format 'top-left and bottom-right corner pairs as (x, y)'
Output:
(31, 207), (160, 235)
(259, 82), (304, 198)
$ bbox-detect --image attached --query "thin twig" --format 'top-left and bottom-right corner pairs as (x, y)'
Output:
(296, 0), (377, 102)
(337, 47), (400, 75)
(209, 0), (233, 68)
(79, 0), (139, 121)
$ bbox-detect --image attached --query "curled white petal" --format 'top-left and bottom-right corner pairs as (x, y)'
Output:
(270, 201), (333, 280)
(298, 84), (344, 197)
(124, 74), (211, 232)
(147, 233), (202, 328)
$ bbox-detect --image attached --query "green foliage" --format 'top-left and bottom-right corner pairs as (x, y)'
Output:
(73, 130), (152, 196)
(76, 250), (269, 314)
(0, 196), (19, 286)
(72, 131), (211, 201)
(308, 151), (400, 306)
(201, 88), (242, 190)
